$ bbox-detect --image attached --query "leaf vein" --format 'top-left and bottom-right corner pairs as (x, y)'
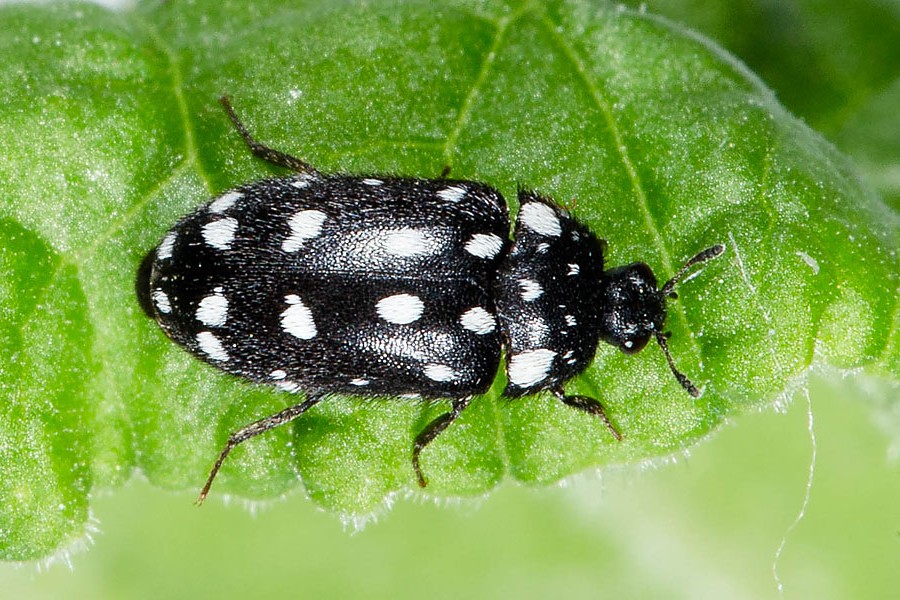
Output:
(536, 12), (707, 366)
(70, 160), (195, 264)
(442, 8), (524, 166)
(138, 19), (214, 195)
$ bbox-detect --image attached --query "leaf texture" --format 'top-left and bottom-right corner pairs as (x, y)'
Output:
(0, 0), (896, 560)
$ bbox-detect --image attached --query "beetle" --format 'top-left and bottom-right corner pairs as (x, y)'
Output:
(136, 96), (724, 502)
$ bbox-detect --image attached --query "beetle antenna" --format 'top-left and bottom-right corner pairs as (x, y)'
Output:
(655, 332), (700, 397)
(655, 244), (724, 396)
(660, 244), (725, 297)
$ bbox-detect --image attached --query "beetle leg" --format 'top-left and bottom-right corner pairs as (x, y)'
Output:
(220, 95), (319, 175)
(553, 389), (622, 441)
(412, 395), (473, 488)
(196, 393), (324, 505)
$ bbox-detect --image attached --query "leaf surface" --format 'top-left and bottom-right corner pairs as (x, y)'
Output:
(0, 0), (896, 560)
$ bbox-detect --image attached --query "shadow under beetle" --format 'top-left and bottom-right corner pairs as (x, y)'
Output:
(135, 97), (725, 502)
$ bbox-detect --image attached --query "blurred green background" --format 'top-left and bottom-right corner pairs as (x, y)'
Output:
(1, 376), (897, 599)
(1, 0), (898, 597)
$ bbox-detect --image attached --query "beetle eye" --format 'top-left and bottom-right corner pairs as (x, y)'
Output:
(620, 333), (650, 354)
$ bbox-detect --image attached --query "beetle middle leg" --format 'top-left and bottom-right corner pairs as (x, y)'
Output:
(412, 395), (473, 488)
(553, 389), (622, 441)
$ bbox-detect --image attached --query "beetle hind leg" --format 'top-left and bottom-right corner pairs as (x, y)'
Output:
(553, 389), (623, 441)
(196, 393), (324, 505)
(412, 395), (473, 488)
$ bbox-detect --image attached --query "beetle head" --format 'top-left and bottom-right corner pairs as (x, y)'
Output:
(598, 262), (664, 355)
(598, 244), (725, 397)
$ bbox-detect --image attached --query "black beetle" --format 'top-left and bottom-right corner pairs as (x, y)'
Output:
(136, 97), (724, 501)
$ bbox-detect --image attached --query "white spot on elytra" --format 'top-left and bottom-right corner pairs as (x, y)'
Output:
(276, 380), (301, 393)
(291, 175), (313, 189)
(281, 294), (317, 339)
(518, 278), (543, 301)
(437, 185), (466, 202)
(269, 369), (287, 380)
(376, 293), (424, 325)
(567, 263), (580, 276)
(424, 363), (456, 382)
(209, 191), (242, 213)
(508, 349), (557, 388)
(465, 233), (504, 259)
(459, 306), (496, 335)
(152, 289), (171, 314)
(283, 210), (328, 252)
(157, 232), (177, 260)
(350, 378), (370, 386)
(197, 331), (229, 362)
(565, 314), (577, 327)
(202, 217), (238, 250)
(196, 288), (229, 327)
(520, 202), (562, 237)
(385, 229), (436, 257)
(362, 178), (383, 186)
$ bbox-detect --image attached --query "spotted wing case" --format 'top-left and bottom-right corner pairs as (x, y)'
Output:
(142, 172), (510, 398)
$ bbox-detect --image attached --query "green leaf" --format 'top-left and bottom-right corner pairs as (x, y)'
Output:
(618, 0), (900, 210)
(0, 0), (896, 560)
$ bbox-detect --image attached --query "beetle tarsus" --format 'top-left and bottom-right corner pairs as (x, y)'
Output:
(554, 389), (623, 441)
(196, 394), (324, 505)
(412, 396), (473, 488)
